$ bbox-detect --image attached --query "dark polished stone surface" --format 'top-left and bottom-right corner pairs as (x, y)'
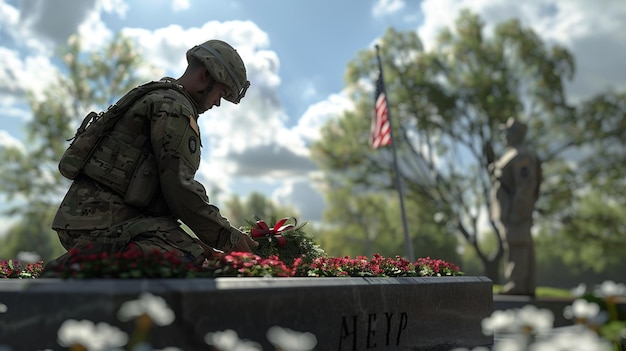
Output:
(0, 276), (493, 350)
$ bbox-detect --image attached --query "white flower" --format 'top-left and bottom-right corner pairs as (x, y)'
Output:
(482, 305), (553, 336)
(530, 326), (612, 351)
(116, 293), (175, 326)
(563, 299), (608, 327)
(204, 329), (262, 351)
(16, 251), (41, 264)
(482, 309), (517, 335)
(57, 319), (128, 351)
(492, 337), (528, 351)
(266, 326), (317, 351)
(517, 305), (554, 334)
(594, 280), (626, 298)
(0, 303), (7, 313)
(564, 299), (599, 320)
(570, 283), (587, 297)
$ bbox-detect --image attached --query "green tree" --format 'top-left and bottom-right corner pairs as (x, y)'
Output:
(538, 192), (626, 273)
(535, 91), (626, 274)
(316, 182), (460, 263)
(312, 10), (626, 281)
(317, 185), (403, 258)
(222, 191), (301, 229)
(0, 34), (154, 261)
(0, 209), (61, 261)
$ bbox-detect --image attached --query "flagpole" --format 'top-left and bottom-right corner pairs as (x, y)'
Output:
(375, 45), (414, 262)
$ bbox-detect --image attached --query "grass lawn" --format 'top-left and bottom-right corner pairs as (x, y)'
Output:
(493, 284), (573, 298)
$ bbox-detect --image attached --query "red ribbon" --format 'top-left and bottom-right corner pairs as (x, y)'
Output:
(250, 217), (296, 246)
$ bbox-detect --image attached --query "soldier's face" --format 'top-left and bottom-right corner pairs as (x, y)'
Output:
(199, 82), (229, 113)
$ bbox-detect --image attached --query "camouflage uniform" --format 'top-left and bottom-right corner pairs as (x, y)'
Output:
(490, 118), (542, 296)
(50, 77), (240, 266)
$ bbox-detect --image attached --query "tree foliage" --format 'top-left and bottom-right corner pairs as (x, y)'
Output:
(0, 34), (154, 261)
(316, 183), (460, 263)
(222, 191), (301, 229)
(312, 10), (626, 279)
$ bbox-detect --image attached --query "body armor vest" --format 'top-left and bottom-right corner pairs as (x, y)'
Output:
(59, 81), (185, 208)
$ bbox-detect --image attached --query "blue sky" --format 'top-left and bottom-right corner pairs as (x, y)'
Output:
(1, 0), (625, 230)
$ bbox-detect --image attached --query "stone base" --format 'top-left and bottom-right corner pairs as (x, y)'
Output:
(0, 276), (493, 350)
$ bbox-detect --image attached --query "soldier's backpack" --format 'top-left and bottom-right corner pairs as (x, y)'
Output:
(58, 80), (183, 180)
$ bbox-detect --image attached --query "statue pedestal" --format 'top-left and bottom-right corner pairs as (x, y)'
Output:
(0, 276), (493, 350)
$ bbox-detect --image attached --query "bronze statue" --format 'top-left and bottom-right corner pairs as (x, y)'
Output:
(490, 117), (542, 296)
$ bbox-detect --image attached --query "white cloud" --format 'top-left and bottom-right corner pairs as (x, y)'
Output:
(98, 0), (129, 18)
(301, 82), (317, 100)
(171, 0), (190, 12)
(76, 8), (115, 51)
(372, 0), (406, 18)
(0, 47), (60, 105)
(0, 0), (108, 115)
(14, 0), (96, 49)
(122, 20), (271, 77)
(0, 0), (127, 57)
(418, 0), (626, 100)
(0, 48), (27, 95)
(272, 177), (326, 221)
(294, 92), (354, 144)
(0, 130), (24, 151)
(0, 0), (19, 39)
(0, 105), (30, 122)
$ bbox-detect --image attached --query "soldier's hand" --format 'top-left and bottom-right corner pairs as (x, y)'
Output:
(232, 230), (259, 253)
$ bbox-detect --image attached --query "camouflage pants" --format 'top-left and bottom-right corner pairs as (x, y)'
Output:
(45, 217), (217, 272)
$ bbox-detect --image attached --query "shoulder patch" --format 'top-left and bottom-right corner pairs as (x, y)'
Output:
(188, 136), (198, 154)
(188, 114), (200, 136)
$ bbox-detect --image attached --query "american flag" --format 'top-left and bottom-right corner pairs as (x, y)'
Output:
(370, 71), (392, 149)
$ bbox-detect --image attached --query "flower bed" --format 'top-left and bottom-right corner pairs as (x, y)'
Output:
(0, 248), (461, 279)
(0, 259), (42, 278)
(1, 218), (462, 279)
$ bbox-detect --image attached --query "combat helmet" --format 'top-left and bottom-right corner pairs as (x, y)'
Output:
(186, 40), (250, 104)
